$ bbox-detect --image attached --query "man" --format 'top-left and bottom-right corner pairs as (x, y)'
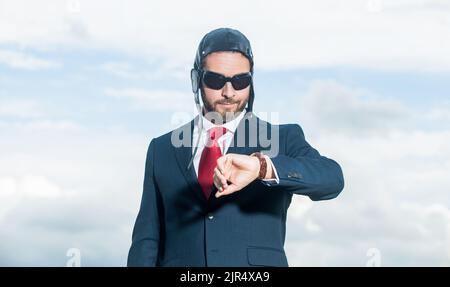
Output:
(127, 28), (344, 267)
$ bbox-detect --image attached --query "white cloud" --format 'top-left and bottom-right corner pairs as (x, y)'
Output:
(286, 162), (450, 266)
(0, 175), (62, 221)
(97, 61), (187, 82)
(18, 175), (63, 198)
(0, 124), (148, 266)
(305, 218), (322, 234)
(0, 120), (82, 133)
(278, 78), (450, 266)
(98, 62), (139, 79)
(298, 79), (411, 136)
(104, 88), (194, 112)
(0, 49), (61, 70)
(0, 99), (45, 118)
(0, 0), (449, 71)
(425, 102), (450, 124)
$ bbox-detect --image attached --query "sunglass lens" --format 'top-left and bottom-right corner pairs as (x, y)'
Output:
(231, 74), (252, 90)
(203, 72), (225, 90)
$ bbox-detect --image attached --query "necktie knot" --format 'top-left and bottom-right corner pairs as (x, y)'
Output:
(208, 127), (227, 141)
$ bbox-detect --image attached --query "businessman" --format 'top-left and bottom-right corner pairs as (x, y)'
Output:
(127, 28), (344, 267)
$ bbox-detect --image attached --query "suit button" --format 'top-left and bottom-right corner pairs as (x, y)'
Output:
(207, 214), (214, 220)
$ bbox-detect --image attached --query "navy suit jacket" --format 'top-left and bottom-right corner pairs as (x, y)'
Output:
(127, 114), (344, 267)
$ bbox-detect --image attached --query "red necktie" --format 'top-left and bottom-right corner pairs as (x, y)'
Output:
(198, 127), (227, 199)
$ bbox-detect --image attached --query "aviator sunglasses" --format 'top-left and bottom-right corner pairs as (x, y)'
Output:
(202, 70), (252, 90)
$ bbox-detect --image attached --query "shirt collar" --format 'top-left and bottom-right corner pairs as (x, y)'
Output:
(201, 109), (246, 134)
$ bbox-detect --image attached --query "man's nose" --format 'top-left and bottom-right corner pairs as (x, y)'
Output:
(222, 81), (235, 98)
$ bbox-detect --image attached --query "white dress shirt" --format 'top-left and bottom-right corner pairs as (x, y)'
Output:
(192, 111), (279, 185)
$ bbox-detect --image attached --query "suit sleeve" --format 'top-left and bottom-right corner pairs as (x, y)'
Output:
(270, 124), (344, 201)
(127, 139), (161, 266)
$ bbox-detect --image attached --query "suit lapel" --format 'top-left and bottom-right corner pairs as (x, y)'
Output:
(226, 112), (261, 155)
(173, 119), (208, 206)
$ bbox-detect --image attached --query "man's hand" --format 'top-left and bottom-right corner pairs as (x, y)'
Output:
(213, 153), (261, 198)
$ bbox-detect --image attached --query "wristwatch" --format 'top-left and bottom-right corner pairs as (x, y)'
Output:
(251, 152), (267, 179)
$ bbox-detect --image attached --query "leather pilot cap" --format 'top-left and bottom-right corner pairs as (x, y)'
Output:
(191, 28), (255, 111)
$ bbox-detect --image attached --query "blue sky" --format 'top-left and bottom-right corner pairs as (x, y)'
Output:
(0, 0), (450, 266)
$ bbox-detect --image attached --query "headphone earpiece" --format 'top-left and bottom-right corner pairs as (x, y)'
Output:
(190, 68), (202, 105)
(190, 69), (199, 93)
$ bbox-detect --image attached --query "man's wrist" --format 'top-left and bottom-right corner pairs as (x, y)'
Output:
(251, 152), (268, 179)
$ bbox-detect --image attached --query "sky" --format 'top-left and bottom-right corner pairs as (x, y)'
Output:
(0, 0), (449, 266)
